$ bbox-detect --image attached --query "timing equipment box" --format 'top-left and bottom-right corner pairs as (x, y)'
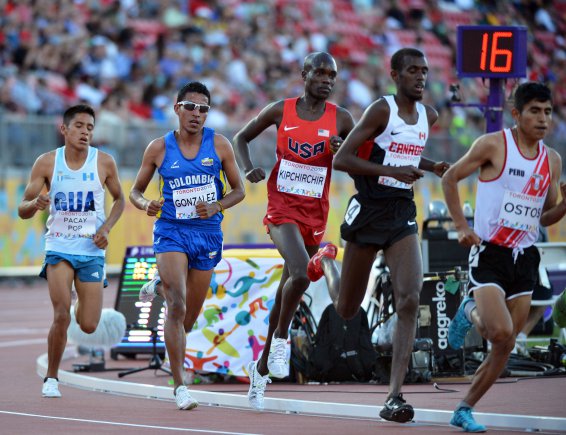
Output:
(111, 246), (166, 359)
(421, 217), (471, 273)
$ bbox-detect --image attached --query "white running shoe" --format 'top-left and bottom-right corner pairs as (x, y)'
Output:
(174, 385), (198, 410)
(139, 276), (160, 303)
(42, 378), (61, 398)
(247, 361), (271, 410)
(267, 337), (289, 378)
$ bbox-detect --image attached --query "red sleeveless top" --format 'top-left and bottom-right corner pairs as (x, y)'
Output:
(265, 97), (338, 227)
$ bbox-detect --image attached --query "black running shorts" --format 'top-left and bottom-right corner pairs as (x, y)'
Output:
(340, 194), (418, 249)
(467, 241), (540, 300)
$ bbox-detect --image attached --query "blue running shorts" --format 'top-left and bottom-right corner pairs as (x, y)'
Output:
(40, 251), (107, 287)
(153, 219), (223, 271)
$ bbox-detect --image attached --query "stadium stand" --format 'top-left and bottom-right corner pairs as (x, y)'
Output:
(0, 0), (565, 170)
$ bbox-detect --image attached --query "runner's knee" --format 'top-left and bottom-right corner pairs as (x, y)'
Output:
(486, 324), (514, 346)
(53, 309), (71, 328)
(395, 292), (419, 319)
(79, 320), (98, 334)
(289, 272), (310, 293)
(165, 290), (187, 320)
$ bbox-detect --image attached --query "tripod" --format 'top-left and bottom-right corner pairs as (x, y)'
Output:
(118, 327), (172, 378)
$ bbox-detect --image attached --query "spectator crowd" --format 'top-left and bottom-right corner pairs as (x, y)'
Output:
(1, 0), (565, 165)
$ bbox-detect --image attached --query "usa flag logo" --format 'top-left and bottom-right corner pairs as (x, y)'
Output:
(318, 129), (330, 137)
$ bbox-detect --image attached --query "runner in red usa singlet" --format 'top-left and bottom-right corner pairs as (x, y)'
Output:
(234, 52), (355, 411)
(264, 97), (337, 244)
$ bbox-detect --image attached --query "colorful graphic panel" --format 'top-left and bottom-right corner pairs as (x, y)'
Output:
(184, 253), (283, 377)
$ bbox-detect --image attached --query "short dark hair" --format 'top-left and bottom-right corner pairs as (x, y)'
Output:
(63, 104), (95, 125)
(513, 82), (552, 112)
(177, 81), (211, 104)
(391, 48), (425, 71)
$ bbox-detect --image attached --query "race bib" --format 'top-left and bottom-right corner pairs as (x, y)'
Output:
(378, 151), (421, 190)
(344, 197), (361, 225)
(50, 211), (96, 238)
(173, 182), (217, 219)
(497, 190), (545, 233)
(276, 159), (327, 198)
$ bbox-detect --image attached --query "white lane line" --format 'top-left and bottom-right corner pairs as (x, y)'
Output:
(0, 410), (262, 435)
(0, 328), (49, 336)
(0, 338), (45, 348)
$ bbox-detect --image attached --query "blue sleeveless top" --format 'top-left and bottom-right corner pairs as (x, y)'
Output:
(157, 128), (226, 231)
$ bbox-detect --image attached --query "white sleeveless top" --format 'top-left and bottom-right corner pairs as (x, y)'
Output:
(474, 128), (551, 249)
(45, 146), (106, 257)
(374, 95), (429, 190)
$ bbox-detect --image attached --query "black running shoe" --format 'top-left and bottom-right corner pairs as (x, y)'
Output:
(379, 393), (414, 423)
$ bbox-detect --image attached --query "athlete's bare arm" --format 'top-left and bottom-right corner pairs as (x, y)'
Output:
(94, 152), (125, 249)
(333, 99), (388, 174)
(418, 106), (449, 176)
(425, 105), (439, 127)
(540, 148), (566, 227)
(130, 137), (166, 216)
(329, 107), (356, 153)
(18, 152), (55, 219)
(441, 133), (501, 246)
(419, 157), (449, 177)
(195, 134), (246, 219)
(333, 98), (424, 184)
(233, 101), (285, 183)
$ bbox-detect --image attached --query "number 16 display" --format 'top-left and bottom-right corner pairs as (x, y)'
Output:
(457, 26), (527, 78)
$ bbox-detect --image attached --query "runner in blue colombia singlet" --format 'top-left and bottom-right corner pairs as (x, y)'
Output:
(157, 127), (227, 232)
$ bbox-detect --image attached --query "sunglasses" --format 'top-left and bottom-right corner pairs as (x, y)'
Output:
(177, 100), (210, 113)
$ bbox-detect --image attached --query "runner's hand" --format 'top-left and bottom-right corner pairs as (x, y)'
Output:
(433, 161), (450, 177)
(34, 194), (50, 210)
(388, 166), (424, 184)
(195, 201), (220, 219)
(457, 226), (481, 247)
(329, 135), (343, 154)
(245, 167), (266, 183)
(93, 226), (110, 249)
(145, 198), (164, 217)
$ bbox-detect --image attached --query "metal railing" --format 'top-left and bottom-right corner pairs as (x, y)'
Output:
(1, 112), (565, 174)
(0, 112), (279, 170)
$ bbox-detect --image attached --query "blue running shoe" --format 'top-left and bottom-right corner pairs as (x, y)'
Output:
(448, 297), (474, 350)
(450, 407), (486, 432)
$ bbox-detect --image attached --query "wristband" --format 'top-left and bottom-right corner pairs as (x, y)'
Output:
(216, 201), (224, 213)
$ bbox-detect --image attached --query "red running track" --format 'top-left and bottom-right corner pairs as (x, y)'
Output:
(1, 278), (565, 435)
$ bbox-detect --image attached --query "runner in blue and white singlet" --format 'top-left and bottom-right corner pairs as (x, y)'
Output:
(18, 104), (125, 398)
(45, 146), (106, 257)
